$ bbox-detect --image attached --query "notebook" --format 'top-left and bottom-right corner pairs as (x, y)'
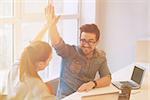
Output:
(112, 66), (145, 90)
(82, 92), (119, 100)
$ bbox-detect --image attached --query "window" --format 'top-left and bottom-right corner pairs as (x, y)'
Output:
(0, 0), (13, 18)
(0, 24), (13, 69)
(0, 0), (80, 81)
(0, 0), (14, 69)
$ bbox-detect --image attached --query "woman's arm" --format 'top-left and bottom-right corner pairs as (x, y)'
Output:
(33, 24), (49, 42)
(45, 4), (61, 45)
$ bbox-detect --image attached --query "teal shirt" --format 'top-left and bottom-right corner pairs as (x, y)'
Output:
(53, 39), (111, 99)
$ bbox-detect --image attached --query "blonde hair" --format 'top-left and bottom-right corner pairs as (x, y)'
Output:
(20, 41), (52, 81)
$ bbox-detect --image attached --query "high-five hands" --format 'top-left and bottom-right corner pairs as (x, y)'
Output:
(45, 4), (61, 45)
(45, 4), (60, 31)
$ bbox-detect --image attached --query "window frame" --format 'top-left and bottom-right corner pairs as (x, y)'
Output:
(0, 0), (81, 80)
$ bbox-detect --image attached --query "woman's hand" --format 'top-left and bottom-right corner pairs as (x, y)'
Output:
(45, 4), (61, 45)
(45, 4), (60, 30)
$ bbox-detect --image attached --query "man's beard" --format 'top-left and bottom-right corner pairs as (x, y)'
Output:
(81, 47), (94, 56)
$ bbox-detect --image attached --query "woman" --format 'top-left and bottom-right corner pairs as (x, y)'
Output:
(7, 41), (55, 100)
(6, 3), (58, 99)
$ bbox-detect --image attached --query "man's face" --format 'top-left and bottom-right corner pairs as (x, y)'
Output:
(80, 32), (97, 56)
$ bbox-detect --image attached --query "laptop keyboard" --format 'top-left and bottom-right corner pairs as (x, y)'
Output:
(120, 81), (137, 87)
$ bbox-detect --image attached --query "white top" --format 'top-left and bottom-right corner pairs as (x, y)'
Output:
(7, 63), (56, 100)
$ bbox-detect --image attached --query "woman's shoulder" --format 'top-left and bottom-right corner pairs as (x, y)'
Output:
(24, 76), (56, 99)
(11, 76), (55, 100)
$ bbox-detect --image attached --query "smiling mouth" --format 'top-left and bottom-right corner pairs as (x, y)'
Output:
(82, 47), (92, 52)
(82, 46), (91, 49)
(83, 48), (91, 50)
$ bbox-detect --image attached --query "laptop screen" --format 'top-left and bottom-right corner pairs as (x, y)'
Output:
(131, 66), (144, 84)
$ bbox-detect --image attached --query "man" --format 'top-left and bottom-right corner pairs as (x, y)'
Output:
(45, 4), (111, 99)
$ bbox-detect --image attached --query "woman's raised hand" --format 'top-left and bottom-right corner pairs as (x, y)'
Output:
(45, 4), (60, 28)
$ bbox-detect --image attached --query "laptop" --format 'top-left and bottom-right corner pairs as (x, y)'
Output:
(112, 66), (145, 90)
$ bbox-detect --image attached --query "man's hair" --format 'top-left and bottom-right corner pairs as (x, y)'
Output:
(80, 24), (100, 41)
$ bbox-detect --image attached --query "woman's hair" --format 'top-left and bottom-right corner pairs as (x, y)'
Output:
(80, 24), (100, 41)
(20, 41), (52, 81)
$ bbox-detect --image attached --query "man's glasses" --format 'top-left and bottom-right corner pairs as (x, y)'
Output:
(80, 39), (96, 46)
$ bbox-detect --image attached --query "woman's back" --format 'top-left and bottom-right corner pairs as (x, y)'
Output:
(7, 63), (55, 100)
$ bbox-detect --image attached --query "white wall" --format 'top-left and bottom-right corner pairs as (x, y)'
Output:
(136, 39), (150, 63)
(148, 0), (150, 33)
(96, 0), (149, 72)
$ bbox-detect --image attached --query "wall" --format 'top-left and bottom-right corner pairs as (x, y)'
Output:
(136, 39), (150, 63)
(95, 0), (149, 72)
(148, 0), (150, 33)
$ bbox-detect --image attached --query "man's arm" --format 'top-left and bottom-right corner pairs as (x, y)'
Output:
(45, 4), (61, 45)
(78, 55), (111, 92)
(94, 75), (111, 88)
(77, 75), (111, 92)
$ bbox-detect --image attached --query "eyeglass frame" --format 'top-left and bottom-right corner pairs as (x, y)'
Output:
(80, 39), (97, 46)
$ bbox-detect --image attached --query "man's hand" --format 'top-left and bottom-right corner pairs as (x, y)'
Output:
(45, 4), (60, 32)
(45, 4), (61, 45)
(77, 81), (95, 92)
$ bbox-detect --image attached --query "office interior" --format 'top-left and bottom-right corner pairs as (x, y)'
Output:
(0, 0), (149, 99)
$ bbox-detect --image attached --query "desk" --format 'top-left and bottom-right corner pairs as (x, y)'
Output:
(112, 63), (150, 100)
(62, 84), (119, 100)
(62, 63), (150, 100)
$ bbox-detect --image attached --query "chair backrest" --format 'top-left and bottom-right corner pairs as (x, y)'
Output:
(46, 78), (60, 95)
(0, 94), (7, 100)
